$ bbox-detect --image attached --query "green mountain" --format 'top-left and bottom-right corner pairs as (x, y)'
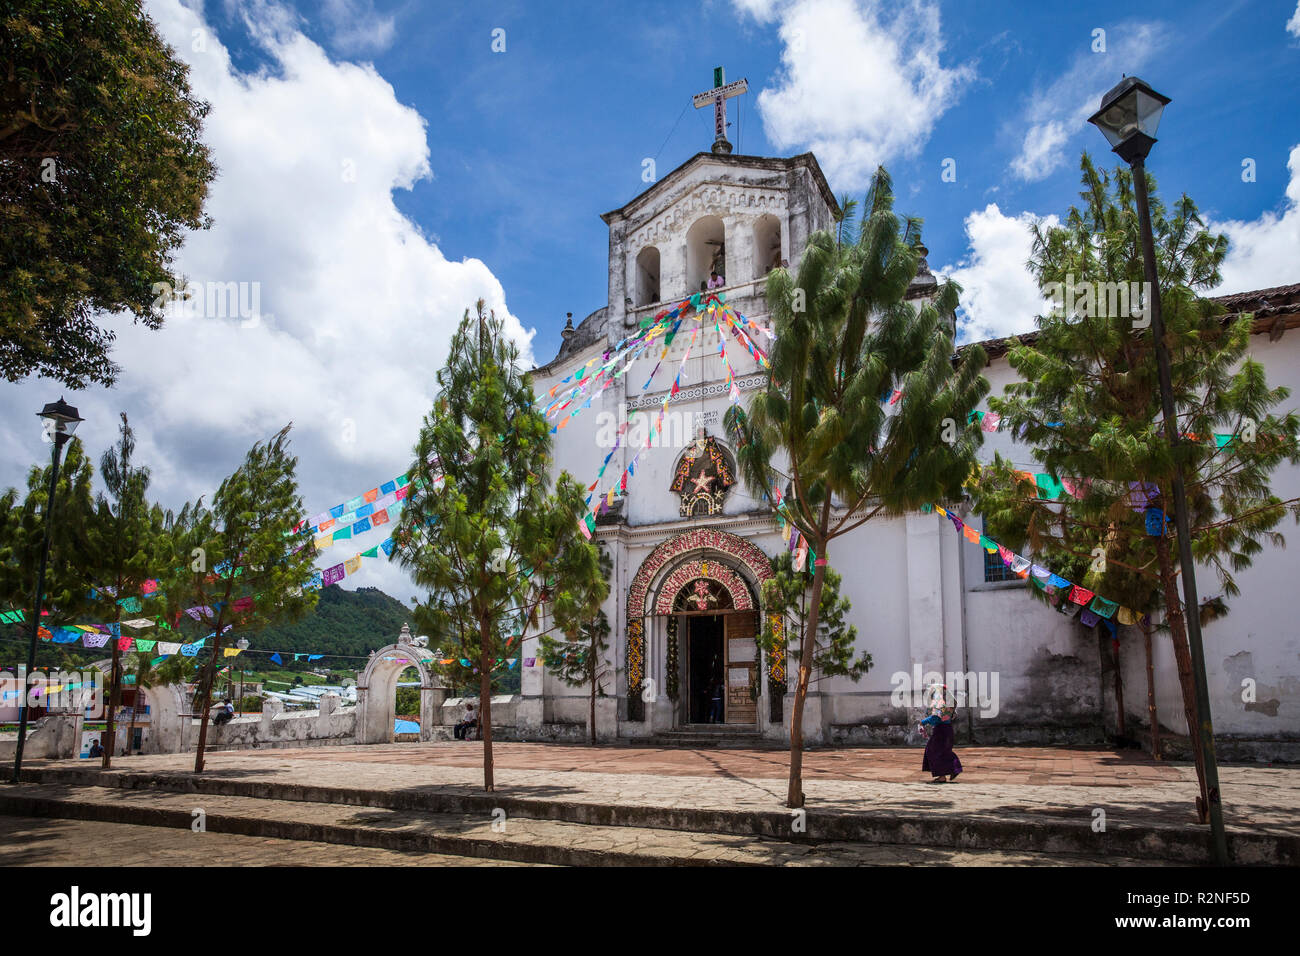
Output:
(253, 586), (521, 694)
(246, 585), (414, 666)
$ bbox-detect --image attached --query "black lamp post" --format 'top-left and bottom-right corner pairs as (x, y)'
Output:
(1089, 77), (1229, 865)
(236, 637), (249, 712)
(10, 398), (83, 784)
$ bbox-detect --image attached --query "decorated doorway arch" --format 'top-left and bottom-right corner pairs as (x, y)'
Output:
(356, 642), (442, 744)
(625, 528), (784, 722)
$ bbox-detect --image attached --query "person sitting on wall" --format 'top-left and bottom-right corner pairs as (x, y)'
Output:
(454, 702), (478, 740)
(213, 699), (234, 725)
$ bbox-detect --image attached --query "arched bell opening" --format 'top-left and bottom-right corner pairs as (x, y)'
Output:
(635, 245), (661, 306)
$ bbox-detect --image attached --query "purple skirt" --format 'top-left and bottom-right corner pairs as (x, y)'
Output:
(922, 721), (962, 778)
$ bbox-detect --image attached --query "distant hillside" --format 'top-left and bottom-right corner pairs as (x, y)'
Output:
(248, 585), (414, 664)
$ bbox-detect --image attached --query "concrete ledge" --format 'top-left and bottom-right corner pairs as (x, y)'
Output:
(13, 764), (1293, 865)
(1132, 731), (1300, 765)
(515, 723), (592, 744)
(0, 790), (716, 868)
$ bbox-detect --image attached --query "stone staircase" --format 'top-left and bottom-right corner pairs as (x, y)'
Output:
(2, 761), (1285, 865)
(0, 769), (1168, 867)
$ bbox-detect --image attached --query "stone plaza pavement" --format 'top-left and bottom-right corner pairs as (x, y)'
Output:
(70, 741), (1298, 826)
(0, 815), (539, 867)
(8, 742), (1299, 865)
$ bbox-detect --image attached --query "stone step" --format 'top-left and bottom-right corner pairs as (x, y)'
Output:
(15, 764), (1285, 863)
(0, 784), (1162, 867)
(642, 727), (780, 749)
(642, 740), (781, 750)
(662, 725), (763, 733)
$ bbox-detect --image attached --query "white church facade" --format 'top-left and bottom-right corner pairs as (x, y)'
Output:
(517, 135), (1300, 761)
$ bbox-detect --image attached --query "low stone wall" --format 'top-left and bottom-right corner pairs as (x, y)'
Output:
(0, 716), (81, 761)
(1132, 729), (1300, 765)
(518, 722), (591, 743)
(440, 695), (518, 728)
(205, 695), (356, 752)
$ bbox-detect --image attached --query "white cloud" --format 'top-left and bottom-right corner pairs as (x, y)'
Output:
(0, 0), (530, 607)
(1007, 22), (1165, 183)
(734, 0), (973, 188)
(939, 204), (1057, 344)
(1211, 145), (1300, 294)
(1288, 2), (1300, 39)
(942, 149), (1300, 345)
(1009, 121), (1069, 182)
(320, 0), (397, 54)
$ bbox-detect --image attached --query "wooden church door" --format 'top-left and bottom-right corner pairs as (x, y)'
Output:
(724, 612), (758, 724)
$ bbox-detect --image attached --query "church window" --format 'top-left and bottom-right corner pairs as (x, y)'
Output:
(981, 518), (1016, 583)
(635, 246), (660, 306)
(753, 214), (782, 279)
(686, 215), (726, 294)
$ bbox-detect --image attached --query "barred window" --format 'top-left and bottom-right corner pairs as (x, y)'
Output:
(982, 520), (1016, 583)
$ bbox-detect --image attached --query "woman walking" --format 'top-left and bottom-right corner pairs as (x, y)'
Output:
(920, 686), (962, 783)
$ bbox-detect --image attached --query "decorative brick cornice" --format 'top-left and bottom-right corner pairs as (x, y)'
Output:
(627, 373), (767, 410)
(627, 528), (774, 619)
(653, 563), (753, 615)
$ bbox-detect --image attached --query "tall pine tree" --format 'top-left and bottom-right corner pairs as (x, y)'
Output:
(970, 155), (1300, 819)
(393, 301), (594, 791)
(161, 425), (318, 773)
(86, 413), (173, 766)
(727, 167), (989, 807)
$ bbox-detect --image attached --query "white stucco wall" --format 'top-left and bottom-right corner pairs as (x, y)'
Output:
(526, 147), (1299, 757)
(960, 324), (1300, 749)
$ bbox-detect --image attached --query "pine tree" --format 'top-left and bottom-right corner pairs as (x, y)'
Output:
(0, 437), (100, 744)
(759, 552), (869, 691)
(160, 425), (318, 773)
(85, 414), (173, 767)
(539, 547), (612, 744)
(393, 300), (593, 791)
(970, 155), (1300, 818)
(727, 167), (989, 807)
(0, 438), (98, 623)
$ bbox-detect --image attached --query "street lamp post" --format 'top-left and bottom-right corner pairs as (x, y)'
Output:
(10, 399), (84, 784)
(1088, 76), (1229, 866)
(236, 637), (249, 713)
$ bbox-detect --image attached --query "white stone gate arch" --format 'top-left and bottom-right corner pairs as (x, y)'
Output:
(355, 628), (445, 744)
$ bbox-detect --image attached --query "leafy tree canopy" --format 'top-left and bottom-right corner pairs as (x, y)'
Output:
(1, 0), (216, 388)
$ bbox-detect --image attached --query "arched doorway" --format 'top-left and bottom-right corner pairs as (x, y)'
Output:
(660, 570), (758, 726)
(624, 529), (782, 728)
(356, 642), (443, 744)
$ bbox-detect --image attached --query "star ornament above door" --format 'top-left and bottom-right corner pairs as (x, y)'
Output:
(670, 433), (736, 517)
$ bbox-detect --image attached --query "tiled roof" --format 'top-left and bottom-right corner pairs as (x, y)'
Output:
(961, 282), (1300, 361)
(1211, 282), (1300, 317)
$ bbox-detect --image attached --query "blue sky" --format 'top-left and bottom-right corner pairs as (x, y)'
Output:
(1, 0), (1297, 605)
(215, 0), (1300, 360)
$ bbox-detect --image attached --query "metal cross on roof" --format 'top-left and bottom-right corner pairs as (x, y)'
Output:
(693, 66), (748, 155)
